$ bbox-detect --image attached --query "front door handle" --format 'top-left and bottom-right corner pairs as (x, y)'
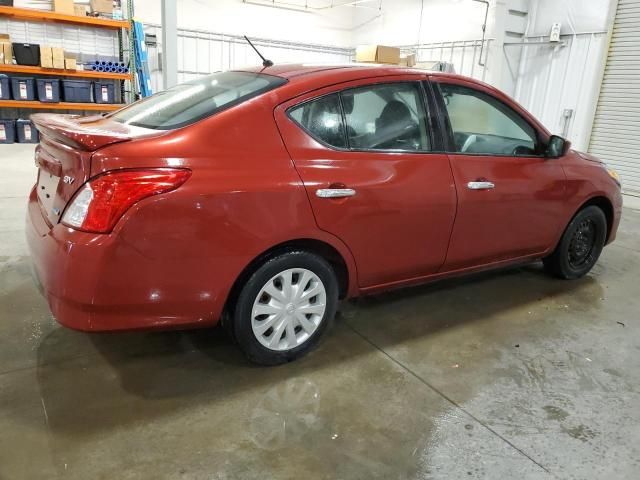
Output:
(467, 181), (495, 190)
(316, 188), (356, 199)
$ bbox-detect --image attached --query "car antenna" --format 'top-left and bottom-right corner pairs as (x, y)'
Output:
(244, 35), (274, 68)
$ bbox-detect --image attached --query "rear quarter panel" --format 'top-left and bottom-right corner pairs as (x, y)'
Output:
(83, 93), (357, 328)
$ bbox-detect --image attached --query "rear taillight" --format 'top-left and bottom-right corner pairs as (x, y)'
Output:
(62, 168), (191, 233)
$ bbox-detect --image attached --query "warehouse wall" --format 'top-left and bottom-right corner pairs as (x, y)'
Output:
(509, 0), (616, 150)
(141, 22), (353, 92)
(351, 0), (489, 46)
(134, 0), (354, 47)
(354, 0), (617, 151)
(131, 0), (617, 151)
(351, 0), (527, 96)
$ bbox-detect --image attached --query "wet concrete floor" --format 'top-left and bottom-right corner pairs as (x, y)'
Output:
(1, 145), (639, 479)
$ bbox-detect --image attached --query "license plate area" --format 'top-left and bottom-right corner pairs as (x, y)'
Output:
(37, 169), (60, 219)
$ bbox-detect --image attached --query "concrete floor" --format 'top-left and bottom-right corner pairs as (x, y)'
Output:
(1, 143), (640, 479)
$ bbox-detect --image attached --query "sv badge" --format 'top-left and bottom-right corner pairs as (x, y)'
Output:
(63, 175), (75, 185)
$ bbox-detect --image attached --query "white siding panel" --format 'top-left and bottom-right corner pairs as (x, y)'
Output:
(143, 24), (353, 94)
(0, 18), (119, 63)
(589, 0), (640, 195)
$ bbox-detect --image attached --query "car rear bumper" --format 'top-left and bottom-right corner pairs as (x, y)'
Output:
(26, 187), (224, 332)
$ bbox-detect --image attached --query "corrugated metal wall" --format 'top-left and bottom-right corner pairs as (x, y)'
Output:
(401, 39), (491, 82)
(512, 33), (609, 152)
(142, 23), (353, 93)
(589, 0), (640, 196)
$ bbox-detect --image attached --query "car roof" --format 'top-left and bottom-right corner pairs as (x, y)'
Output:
(234, 63), (500, 107)
(235, 63), (466, 82)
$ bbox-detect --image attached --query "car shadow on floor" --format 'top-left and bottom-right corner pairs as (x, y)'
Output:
(33, 262), (602, 437)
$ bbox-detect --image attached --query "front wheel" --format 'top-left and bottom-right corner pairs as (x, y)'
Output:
(543, 205), (607, 279)
(232, 251), (339, 365)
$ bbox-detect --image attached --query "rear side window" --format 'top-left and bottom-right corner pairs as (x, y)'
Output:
(342, 83), (430, 151)
(109, 71), (286, 130)
(288, 93), (347, 148)
(288, 82), (431, 152)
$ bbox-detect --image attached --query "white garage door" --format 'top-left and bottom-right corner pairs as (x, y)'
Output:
(589, 0), (640, 196)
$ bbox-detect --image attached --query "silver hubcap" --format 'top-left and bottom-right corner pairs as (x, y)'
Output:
(251, 268), (327, 351)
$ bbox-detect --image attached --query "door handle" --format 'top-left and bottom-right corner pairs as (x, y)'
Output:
(467, 181), (495, 190)
(316, 188), (356, 198)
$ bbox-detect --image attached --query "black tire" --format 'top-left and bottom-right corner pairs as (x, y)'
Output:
(543, 205), (607, 279)
(232, 250), (339, 366)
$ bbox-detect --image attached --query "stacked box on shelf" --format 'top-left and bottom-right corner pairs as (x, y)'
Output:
(0, 119), (15, 144)
(0, 74), (9, 100)
(16, 119), (38, 143)
(62, 79), (92, 102)
(36, 78), (61, 103)
(10, 77), (35, 100)
(12, 43), (40, 66)
(0, 4), (130, 115)
(94, 81), (115, 103)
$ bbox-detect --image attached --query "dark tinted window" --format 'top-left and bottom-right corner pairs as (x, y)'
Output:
(288, 93), (346, 148)
(110, 71), (286, 130)
(342, 83), (430, 151)
(439, 83), (538, 156)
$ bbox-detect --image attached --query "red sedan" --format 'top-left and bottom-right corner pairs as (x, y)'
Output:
(27, 64), (623, 365)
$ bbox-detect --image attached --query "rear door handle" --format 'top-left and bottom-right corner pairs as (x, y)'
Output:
(316, 188), (356, 198)
(467, 181), (495, 190)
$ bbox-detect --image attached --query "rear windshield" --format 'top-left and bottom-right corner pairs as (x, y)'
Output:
(109, 71), (286, 130)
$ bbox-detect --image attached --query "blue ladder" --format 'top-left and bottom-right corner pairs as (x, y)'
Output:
(132, 20), (152, 97)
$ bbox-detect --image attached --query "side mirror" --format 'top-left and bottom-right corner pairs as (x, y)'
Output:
(546, 135), (571, 158)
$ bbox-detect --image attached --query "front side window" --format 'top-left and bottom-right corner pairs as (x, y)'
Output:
(109, 71), (286, 130)
(439, 83), (539, 156)
(342, 83), (430, 151)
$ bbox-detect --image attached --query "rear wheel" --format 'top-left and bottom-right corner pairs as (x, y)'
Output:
(232, 251), (338, 365)
(543, 205), (607, 279)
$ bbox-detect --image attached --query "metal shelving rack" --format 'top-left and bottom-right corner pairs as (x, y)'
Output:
(0, 4), (133, 112)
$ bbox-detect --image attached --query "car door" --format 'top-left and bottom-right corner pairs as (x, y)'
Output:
(431, 77), (568, 271)
(275, 77), (457, 288)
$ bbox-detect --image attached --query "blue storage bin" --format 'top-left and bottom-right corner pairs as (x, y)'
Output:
(0, 74), (9, 100)
(62, 79), (92, 103)
(16, 119), (39, 144)
(93, 81), (116, 104)
(10, 77), (36, 101)
(0, 119), (16, 144)
(36, 78), (61, 103)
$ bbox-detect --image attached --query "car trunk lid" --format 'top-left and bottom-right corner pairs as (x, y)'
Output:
(31, 113), (164, 227)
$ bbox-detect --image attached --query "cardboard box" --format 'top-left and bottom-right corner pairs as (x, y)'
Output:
(54, 0), (75, 15)
(0, 34), (12, 65)
(90, 0), (113, 14)
(399, 53), (416, 67)
(65, 54), (77, 70)
(355, 45), (400, 64)
(74, 4), (88, 16)
(52, 47), (65, 69)
(40, 46), (53, 68)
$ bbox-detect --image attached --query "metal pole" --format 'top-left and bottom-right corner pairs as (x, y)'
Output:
(161, 0), (178, 89)
(472, 0), (489, 67)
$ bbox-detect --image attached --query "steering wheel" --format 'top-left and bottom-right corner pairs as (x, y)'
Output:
(460, 134), (477, 153)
